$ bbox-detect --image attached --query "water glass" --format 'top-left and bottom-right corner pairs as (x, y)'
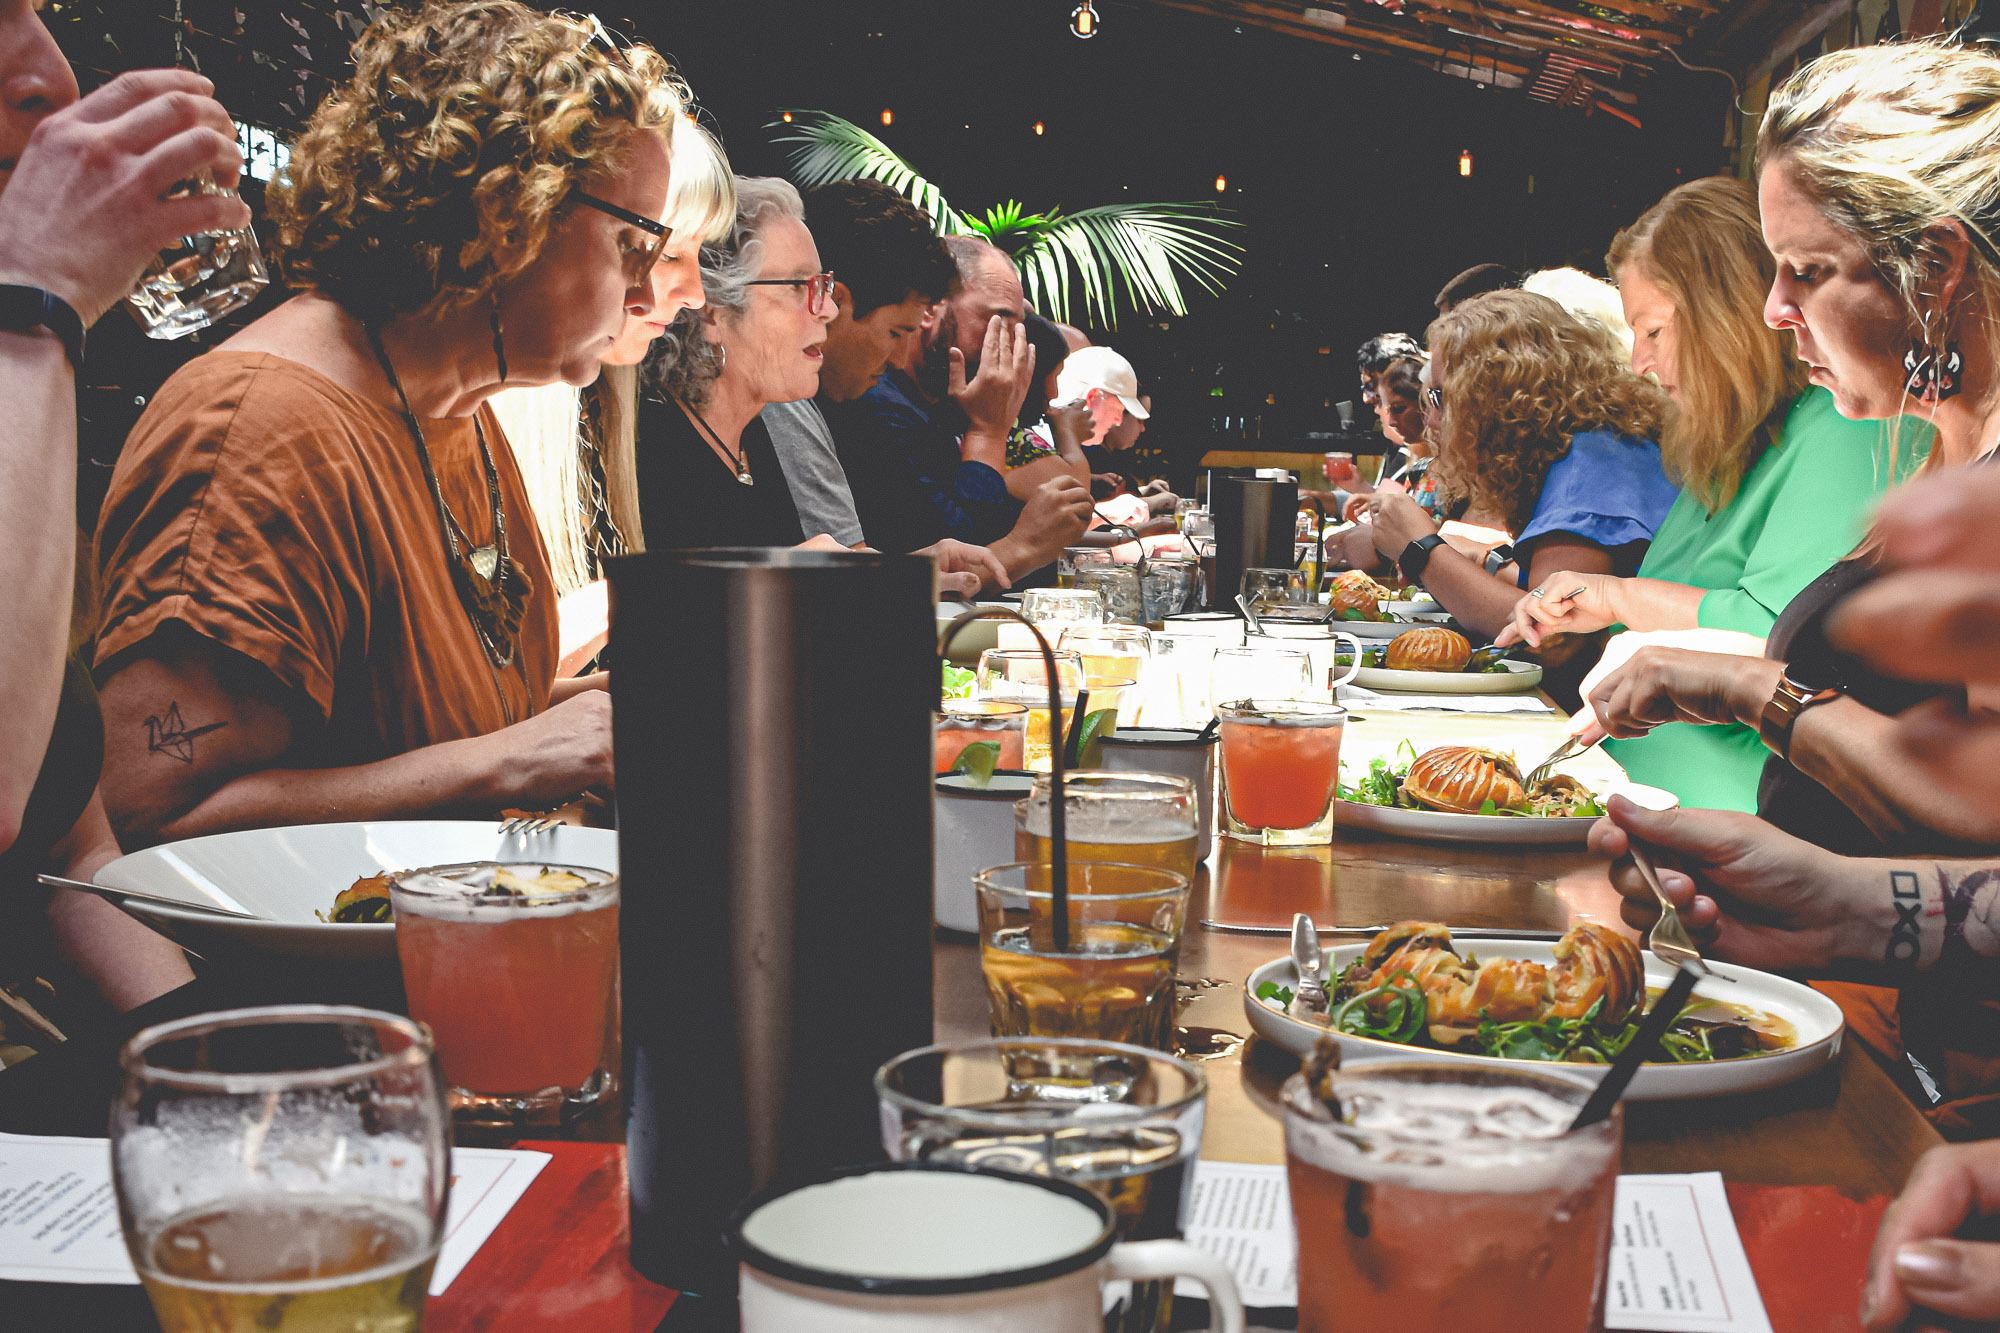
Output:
(1242, 622), (1364, 701)
(1015, 770), (1200, 882)
(1211, 645), (1312, 708)
(973, 862), (1191, 1049)
(1073, 565), (1145, 624)
(1058, 547), (1119, 588)
(1240, 567), (1307, 610)
(112, 1006), (449, 1333)
(1283, 1060), (1620, 1330)
(937, 700), (1029, 774)
(1217, 699), (1345, 845)
(1137, 632), (1217, 728)
(124, 171), (269, 339)
(877, 1038), (1215, 1333)
(1141, 557), (1200, 624)
(1020, 586), (1105, 631)
(392, 862), (620, 1127)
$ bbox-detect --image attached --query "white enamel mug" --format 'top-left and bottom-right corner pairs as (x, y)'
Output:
(934, 772), (1037, 934)
(731, 1163), (1246, 1332)
(1243, 622), (1363, 701)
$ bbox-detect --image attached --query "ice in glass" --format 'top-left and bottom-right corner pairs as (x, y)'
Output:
(936, 699), (1029, 773)
(1217, 699), (1344, 845)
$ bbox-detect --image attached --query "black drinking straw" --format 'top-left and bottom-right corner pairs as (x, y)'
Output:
(1062, 688), (1092, 769)
(939, 608), (1070, 951)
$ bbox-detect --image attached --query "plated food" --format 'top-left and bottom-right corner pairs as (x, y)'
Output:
(1326, 571), (1395, 622)
(1383, 626), (1469, 672)
(1241, 925), (1845, 1099)
(1343, 743), (1604, 818)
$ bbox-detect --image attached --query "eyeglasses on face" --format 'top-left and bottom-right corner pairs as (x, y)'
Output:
(572, 188), (674, 285)
(746, 272), (837, 314)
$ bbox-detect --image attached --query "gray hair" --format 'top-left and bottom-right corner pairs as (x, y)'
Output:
(650, 175), (807, 406)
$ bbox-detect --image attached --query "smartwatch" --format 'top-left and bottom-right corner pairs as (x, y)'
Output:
(0, 284), (85, 369)
(1398, 533), (1446, 585)
(1758, 667), (1842, 762)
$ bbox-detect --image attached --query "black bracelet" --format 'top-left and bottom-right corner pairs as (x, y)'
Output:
(0, 284), (85, 369)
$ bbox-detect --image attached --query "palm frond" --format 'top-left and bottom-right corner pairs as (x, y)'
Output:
(963, 200), (1057, 254)
(767, 110), (964, 234)
(1014, 203), (1243, 328)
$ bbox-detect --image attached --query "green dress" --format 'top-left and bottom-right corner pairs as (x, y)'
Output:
(1603, 388), (1923, 812)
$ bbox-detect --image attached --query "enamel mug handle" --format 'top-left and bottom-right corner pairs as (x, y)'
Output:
(1103, 1239), (1245, 1333)
(1328, 631), (1363, 690)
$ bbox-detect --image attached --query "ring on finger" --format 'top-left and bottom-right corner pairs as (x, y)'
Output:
(1530, 587), (1546, 598)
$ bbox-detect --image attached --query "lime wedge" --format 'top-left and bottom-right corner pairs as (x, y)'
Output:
(1073, 708), (1120, 768)
(949, 740), (1002, 788)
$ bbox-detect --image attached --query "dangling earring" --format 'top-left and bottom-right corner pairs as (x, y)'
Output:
(1904, 339), (1963, 404)
(490, 293), (509, 384)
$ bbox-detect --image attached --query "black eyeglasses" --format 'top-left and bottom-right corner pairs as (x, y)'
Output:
(573, 188), (673, 284)
(746, 272), (837, 314)
(1426, 387), (1444, 409)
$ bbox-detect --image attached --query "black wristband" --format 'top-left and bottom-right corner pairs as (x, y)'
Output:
(0, 284), (85, 369)
(1398, 534), (1445, 585)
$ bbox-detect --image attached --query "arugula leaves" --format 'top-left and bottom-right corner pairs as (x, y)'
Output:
(941, 663), (977, 699)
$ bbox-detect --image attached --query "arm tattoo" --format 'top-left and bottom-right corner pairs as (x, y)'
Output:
(1885, 870), (1923, 973)
(143, 702), (228, 764)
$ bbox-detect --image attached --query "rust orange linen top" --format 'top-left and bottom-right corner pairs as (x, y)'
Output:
(94, 351), (557, 766)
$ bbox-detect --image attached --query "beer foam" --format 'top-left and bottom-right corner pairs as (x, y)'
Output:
(1283, 1075), (1614, 1196)
(1020, 805), (1197, 842)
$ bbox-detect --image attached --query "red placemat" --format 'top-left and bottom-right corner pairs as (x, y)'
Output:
(1728, 1182), (1891, 1333)
(428, 1141), (677, 1333)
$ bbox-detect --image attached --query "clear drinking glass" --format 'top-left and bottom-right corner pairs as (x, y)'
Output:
(1060, 623), (1150, 695)
(124, 171), (269, 339)
(1242, 622), (1365, 701)
(1058, 547), (1119, 588)
(391, 862), (620, 1127)
(112, 1006), (450, 1333)
(1020, 586), (1105, 631)
(1241, 567), (1308, 611)
(1217, 699), (1345, 845)
(1139, 632), (1218, 728)
(977, 647), (1086, 772)
(1173, 498), (1205, 533)
(1211, 645), (1312, 708)
(1282, 1060), (1621, 1331)
(1073, 565), (1146, 625)
(937, 699), (1029, 774)
(878, 1037), (1208, 1333)
(1015, 770), (1200, 882)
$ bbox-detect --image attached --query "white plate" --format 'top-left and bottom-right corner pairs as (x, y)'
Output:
(939, 603), (1012, 662)
(1242, 942), (1845, 1100)
(1381, 596), (1442, 617)
(1337, 782), (1678, 845)
(1326, 617), (1411, 640)
(96, 821), (618, 963)
(1352, 659), (1544, 693)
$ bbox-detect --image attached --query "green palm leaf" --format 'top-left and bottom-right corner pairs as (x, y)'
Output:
(767, 109), (964, 233)
(1019, 204), (1243, 328)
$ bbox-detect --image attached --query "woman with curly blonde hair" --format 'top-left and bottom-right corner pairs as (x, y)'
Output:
(1362, 289), (1676, 665)
(92, 1), (689, 846)
(1501, 177), (1910, 813)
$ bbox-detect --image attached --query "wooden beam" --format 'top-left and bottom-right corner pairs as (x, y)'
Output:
(1423, 8), (1662, 61)
(1410, 0), (1685, 47)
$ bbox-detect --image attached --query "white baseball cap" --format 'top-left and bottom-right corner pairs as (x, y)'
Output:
(1054, 345), (1150, 419)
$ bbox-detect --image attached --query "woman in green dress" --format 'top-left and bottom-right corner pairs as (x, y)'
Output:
(1496, 176), (1912, 812)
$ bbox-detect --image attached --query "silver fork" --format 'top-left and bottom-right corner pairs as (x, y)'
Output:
(498, 815), (561, 836)
(1626, 840), (1731, 981)
(1525, 731), (1599, 790)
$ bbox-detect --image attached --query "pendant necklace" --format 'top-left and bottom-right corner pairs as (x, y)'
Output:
(677, 396), (754, 485)
(365, 323), (529, 672)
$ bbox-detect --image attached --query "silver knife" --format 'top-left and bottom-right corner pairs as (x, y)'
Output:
(38, 874), (259, 920)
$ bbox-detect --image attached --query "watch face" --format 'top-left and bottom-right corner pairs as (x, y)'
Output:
(1784, 661), (1842, 695)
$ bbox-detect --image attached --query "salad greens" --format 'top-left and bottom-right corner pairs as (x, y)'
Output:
(942, 663), (977, 699)
(1336, 740), (1607, 819)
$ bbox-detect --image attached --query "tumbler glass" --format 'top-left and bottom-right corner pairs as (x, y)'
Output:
(1211, 645), (1312, 708)
(1217, 699), (1345, 845)
(124, 170), (269, 339)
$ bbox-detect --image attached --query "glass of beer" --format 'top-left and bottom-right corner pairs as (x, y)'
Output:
(937, 699), (1029, 774)
(112, 1006), (449, 1333)
(392, 861), (620, 1127)
(123, 170), (269, 339)
(977, 647), (1085, 773)
(1015, 771), (1200, 882)
(1282, 1059), (1621, 1332)
(1217, 699), (1345, 845)
(973, 861), (1190, 1050)
(877, 1037), (1208, 1333)
(1060, 623), (1150, 693)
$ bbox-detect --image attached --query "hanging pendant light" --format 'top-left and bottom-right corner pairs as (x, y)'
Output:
(1071, 1), (1100, 38)
(1458, 149), (1473, 177)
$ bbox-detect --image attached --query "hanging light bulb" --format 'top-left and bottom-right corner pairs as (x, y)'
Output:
(881, 108), (894, 126)
(1070, 1), (1100, 38)
(1214, 175), (1227, 192)
(1033, 121), (1045, 136)
(1458, 148), (1473, 177)
(781, 111), (793, 123)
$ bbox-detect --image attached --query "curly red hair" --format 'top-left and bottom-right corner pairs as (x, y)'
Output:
(265, 1), (689, 323)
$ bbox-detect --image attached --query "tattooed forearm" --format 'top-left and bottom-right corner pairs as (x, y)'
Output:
(142, 702), (227, 764)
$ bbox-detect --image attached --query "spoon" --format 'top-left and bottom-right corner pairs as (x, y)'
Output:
(1235, 593), (1263, 635)
(1291, 913), (1329, 1014)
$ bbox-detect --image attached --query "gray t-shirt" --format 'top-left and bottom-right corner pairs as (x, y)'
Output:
(759, 399), (866, 546)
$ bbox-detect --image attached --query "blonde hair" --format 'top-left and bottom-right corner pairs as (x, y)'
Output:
(1427, 290), (1670, 536)
(1521, 267), (1634, 359)
(1759, 40), (2000, 436)
(1608, 177), (1811, 512)
(267, 1), (689, 323)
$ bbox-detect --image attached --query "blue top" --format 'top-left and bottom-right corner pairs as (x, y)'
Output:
(1513, 430), (1678, 587)
(823, 370), (1021, 554)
